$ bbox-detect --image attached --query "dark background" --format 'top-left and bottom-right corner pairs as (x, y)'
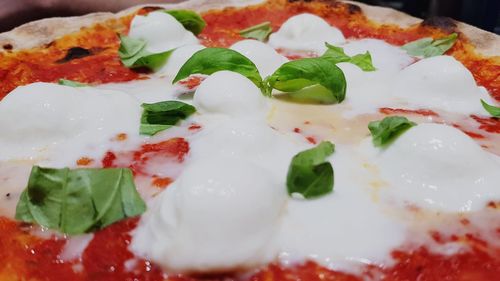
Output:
(357, 0), (500, 34)
(0, 0), (499, 34)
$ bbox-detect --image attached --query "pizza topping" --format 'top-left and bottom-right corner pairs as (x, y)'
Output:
(340, 39), (413, 71)
(194, 71), (266, 117)
(15, 166), (145, 235)
(239, 21), (273, 41)
(480, 99), (500, 117)
(287, 141), (335, 199)
(163, 9), (207, 35)
(128, 11), (198, 54)
(389, 55), (493, 115)
(157, 44), (205, 79)
(119, 11), (201, 71)
(268, 13), (345, 54)
(402, 33), (458, 58)
(118, 35), (173, 71)
(0, 82), (141, 165)
(131, 70), (300, 273)
(58, 79), (87, 87)
(368, 116), (416, 147)
(230, 39), (288, 76)
(132, 156), (286, 273)
(322, 43), (376, 71)
(140, 100), (196, 136)
(363, 123), (500, 212)
(173, 48), (265, 91)
(266, 57), (347, 104)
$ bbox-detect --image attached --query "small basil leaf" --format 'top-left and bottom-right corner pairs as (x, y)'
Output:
(173, 48), (264, 89)
(15, 166), (146, 235)
(58, 79), (87, 87)
(368, 116), (416, 147)
(267, 57), (347, 104)
(239, 22), (273, 41)
(118, 34), (173, 71)
(481, 99), (500, 117)
(164, 9), (206, 35)
(322, 43), (375, 71)
(287, 141), (335, 199)
(140, 101), (196, 136)
(401, 33), (458, 58)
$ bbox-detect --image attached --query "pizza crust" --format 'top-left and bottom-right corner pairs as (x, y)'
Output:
(0, 0), (498, 57)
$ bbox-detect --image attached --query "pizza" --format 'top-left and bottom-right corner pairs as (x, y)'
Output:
(0, 0), (499, 280)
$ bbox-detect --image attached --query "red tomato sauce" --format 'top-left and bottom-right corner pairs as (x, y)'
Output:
(102, 137), (189, 176)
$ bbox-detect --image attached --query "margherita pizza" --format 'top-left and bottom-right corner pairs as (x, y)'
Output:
(0, 0), (499, 280)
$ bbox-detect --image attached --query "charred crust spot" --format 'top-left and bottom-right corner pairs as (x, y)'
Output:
(2, 44), (13, 50)
(421, 16), (457, 32)
(56, 47), (92, 63)
(288, 0), (314, 3)
(346, 3), (361, 14)
(138, 6), (164, 15)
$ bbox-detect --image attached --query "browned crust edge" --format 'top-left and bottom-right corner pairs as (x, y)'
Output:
(0, 0), (498, 57)
(345, 0), (500, 57)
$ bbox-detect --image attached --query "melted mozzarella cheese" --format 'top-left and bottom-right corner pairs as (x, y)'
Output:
(158, 44), (205, 79)
(0, 82), (141, 166)
(365, 123), (500, 212)
(132, 71), (305, 272)
(230, 39), (288, 76)
(390, 56), (492, 115)
(128, 11), (198, 53)
(268, 13), (345, 54)
(341, 39), (414, 71)
(279, 146), (406, 271)
(131, 157), (286, 273)
(337, 63), (395, 116)
(194, 71), (266, 116)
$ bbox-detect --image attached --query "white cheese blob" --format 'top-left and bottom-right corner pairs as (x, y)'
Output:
(132, 70), (308, 273)
(341, 39), (414, 71)
(158, 44), (205, 79)
(368, 123), (500, 212)
(278, 146), (406, 271)
(337, 62), (395, 116)
(193, 71), (266, 116)
(128, 11), (198, 53)
(131, 157), (286, 273)
(0, 82), (141, 166)
(230, 39), (288, 76)
(389, 55), (492, 115)
(268, 13), (345, 54)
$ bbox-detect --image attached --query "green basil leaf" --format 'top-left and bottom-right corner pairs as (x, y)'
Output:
(322, 43), (376, 71)
(173, 48), (264, 89)
(58, 79), (87, 87)
(163, 9), (206, 35)
(481, 99), (500, 117)
(15, 166), (146, 235)
(267, 57), (347, 104)
(140, 100), (196, 136)
(287, 141), (335, 199)
(239, 21), (273, 42)
(401, 33), (458, 58)
(368, 116), (416, 147)
(118, 34), (173, 71)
